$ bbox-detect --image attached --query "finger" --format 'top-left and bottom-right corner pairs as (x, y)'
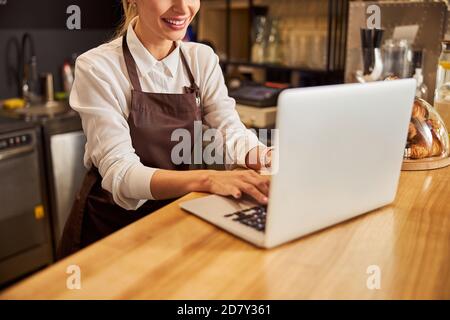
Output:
(239, 182), (268, 204)
(248, 170), (270, 187)
(229, 186), (242, 199)
(242, 171), (270, 196)
(215, 184), (241, 199)
(250, 170), (270, 184)
(251, 177), (270, 195)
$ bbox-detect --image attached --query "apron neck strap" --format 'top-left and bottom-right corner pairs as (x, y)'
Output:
(122, 31), (142, 92)
(179, 48), (199, 91)
(122, 30), (199, 92)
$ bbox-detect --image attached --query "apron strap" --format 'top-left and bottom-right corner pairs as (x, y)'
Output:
(122, 31), (143, 92)
(179, 47), (203, 121)
(123, 31), (199, 93)
(122, 30), (202, 117)
(179, 48), (200, 91)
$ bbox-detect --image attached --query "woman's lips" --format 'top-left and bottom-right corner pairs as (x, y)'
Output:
(161, 17), (188, 30)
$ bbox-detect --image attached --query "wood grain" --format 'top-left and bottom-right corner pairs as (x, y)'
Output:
(402, 156), (450, 171)
(1, 167), (449, 299)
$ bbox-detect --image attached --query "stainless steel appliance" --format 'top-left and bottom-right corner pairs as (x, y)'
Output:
(41, 111), (87, 247)
(0, 117), (53, 286)
(0, 106), (87, 257)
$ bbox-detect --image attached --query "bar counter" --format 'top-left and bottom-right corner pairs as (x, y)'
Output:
(1, 167), (449, 299)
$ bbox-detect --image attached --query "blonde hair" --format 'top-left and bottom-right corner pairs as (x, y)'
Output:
(114, 1), (138, 38)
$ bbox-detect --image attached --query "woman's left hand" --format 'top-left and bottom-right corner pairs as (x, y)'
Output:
(245, 146), (274, 172)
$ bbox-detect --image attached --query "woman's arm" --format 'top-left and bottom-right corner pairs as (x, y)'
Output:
(150, 144), (273, 203)
(151, 169), (270, 204)
(71, 56), (158, 210)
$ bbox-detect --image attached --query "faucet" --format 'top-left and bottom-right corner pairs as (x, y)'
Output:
(20, 33), (39, 104)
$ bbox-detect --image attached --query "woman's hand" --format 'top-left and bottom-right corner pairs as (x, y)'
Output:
(151, 146), (274, 204)
(202, 170), (270, 204)
(151, 169), (270, 204)
(245, 146), (274, 173)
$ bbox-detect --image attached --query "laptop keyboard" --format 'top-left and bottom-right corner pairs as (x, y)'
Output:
(224, 205), (267, 232)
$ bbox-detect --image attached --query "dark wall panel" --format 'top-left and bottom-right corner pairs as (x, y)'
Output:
(0, 0), (123, 99)
(0, 0), (122, 29)
(0, 29), (115, 99)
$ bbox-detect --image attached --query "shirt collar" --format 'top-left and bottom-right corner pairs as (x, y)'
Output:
(126, 17), (180, 78)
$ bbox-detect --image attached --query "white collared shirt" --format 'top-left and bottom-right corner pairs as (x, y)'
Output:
(70, 17), (263, 210)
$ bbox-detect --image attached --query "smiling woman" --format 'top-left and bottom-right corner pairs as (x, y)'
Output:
(116, 0), (197, 38)
(132, 0), (200, 60)
(57, 0), (272, 259)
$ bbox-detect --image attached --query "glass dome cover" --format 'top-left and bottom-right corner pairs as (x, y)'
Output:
(404, 97), (449, 160)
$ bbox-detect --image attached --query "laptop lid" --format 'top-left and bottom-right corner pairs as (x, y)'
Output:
(265, 79), (416, 248)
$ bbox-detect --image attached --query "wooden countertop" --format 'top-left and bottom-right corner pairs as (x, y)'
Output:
(1, 167), (450, 299)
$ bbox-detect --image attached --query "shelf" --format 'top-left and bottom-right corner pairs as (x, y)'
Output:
(198, 0), (349, 86)
(200, 0), (249, 10)
(222, 60), (344, 75)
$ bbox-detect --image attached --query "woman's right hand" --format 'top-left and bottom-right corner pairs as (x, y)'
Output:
(151, 169), (270, 204)
(201, 170), (270, 204)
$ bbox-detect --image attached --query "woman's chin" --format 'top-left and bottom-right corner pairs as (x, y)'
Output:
(163, 30), (187, 41)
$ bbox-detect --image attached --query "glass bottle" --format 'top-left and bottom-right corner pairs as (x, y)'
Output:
(251, 16), (267, 64)
(22, 56), (40, 105)
(382, 39), (412, 79)
(266, 18), (282, 64)
(413, 68), (428, 101)
(434, 40), (450, 140)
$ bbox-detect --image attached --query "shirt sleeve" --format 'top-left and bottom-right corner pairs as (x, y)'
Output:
(198, 46), (266, 168)
(70, 56), (157, 210)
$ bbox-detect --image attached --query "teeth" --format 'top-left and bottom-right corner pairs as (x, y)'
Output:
(164, 19), (186, 26)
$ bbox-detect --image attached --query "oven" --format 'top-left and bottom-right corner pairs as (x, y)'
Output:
(0, 119), (53, 286)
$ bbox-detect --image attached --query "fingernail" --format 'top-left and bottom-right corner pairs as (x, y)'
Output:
(262, 197), (268, 203)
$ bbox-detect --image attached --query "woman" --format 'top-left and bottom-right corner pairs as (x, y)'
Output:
(58, 0), (272, 258)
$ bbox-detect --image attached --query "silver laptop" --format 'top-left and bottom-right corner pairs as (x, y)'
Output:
(180, 79), (416, 248)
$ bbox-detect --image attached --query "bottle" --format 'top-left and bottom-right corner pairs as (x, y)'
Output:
(434, 40), (450, 140)
(62, 59), (74, 94)
(40, 73), (55, 103)
(251, 16), (267, 64)
(382, 39), (412, 79)
(266, 18), (282, 64)
(22, 56), (40, 104)
(413, 68), (428, 101)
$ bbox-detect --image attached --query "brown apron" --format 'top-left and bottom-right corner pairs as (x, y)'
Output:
(57, 31), (203, 259)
